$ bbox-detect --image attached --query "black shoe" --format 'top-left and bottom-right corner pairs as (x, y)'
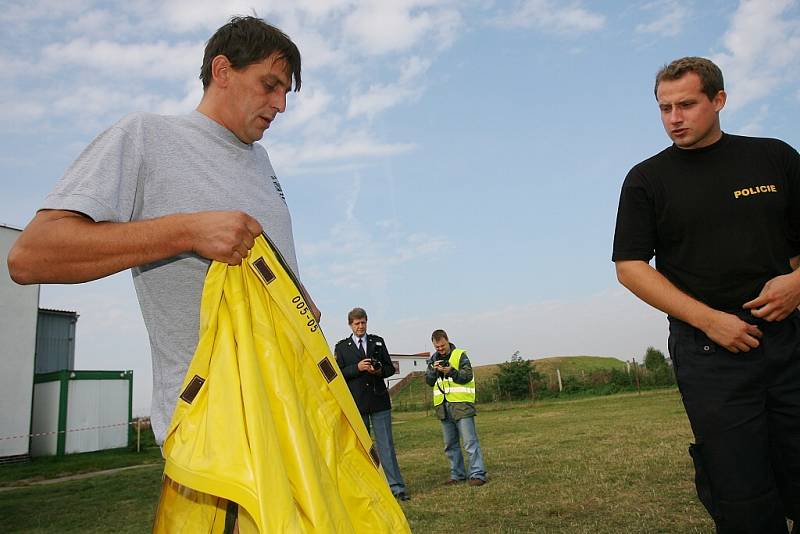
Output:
(395, 492), (410, 501)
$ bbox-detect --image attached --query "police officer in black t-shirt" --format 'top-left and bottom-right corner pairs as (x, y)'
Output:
(613, 57), (800, 533)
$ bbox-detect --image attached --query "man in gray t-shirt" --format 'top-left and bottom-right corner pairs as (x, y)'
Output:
(8, 17), (317, 445)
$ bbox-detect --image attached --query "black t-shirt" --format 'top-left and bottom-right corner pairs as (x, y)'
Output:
(612, 133), (800, 310)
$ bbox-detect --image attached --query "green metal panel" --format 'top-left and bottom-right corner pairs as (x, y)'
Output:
(66, 370), (131, 381)
(126, 371), (134, 447)
(33, 370), (70, 384)
(56, 373), (68, 456)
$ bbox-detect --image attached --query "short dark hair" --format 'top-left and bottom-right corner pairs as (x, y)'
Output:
(431, 329), (449, 342)
(200, 16), (301, 91)
(654, 56), (723, 101)
(348, 307), (368, 324)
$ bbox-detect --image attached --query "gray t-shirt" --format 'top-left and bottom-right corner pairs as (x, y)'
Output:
(42, 111), (299, 443)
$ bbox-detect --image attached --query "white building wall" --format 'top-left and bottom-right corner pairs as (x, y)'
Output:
(0, 226), (38, 458)
(385, 356), (429, 389)
(65, 379), (129, 454)
(30, 381), (60, 457)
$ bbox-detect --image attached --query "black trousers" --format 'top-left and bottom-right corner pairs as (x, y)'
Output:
(669, 311), (800, 534)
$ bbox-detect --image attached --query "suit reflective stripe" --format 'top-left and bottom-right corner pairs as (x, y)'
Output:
(432, 348), (476, 406)
(433, 387), (475, 396)
(434, 386), (475, 394)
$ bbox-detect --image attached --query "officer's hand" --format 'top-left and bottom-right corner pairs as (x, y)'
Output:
(357, 360), (373, 372)
(187, 211), (262, 265)
(704, 311), (762, 353)
(743, 272), (800, 322)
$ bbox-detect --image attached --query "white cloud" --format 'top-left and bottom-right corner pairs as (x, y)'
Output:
(65, 9), (128, 39)
(269, 134), (415, 171)
(0, 98), (47, 122)
(492, 0), (605, 34)
(290, 0), (355, 20)
(347, 55), (431, 120)
(155, 81), (205, 116)
(40, 38), (202, 81)
(347, 83), (417, 120)
(0, 0), (91, 25)
(343, 1), (462, 55)
(712, 0), (800, 111)
(156, 0), (263, 33)
(52, 86), (155, 117)
(635, 0), (690, 37)
(284, 29), (345, 71)
(279, 86), (334, 131)
(3, 2), (462, 178)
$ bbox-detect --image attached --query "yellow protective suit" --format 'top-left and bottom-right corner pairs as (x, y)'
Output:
(152, 234), (410, 533)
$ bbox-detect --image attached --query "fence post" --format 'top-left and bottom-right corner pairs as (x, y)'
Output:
(528, 371), (535, 403)
(423, 379), (429, 416)
(632, 358), (641, 395)
(556, 369), (563, 392)
(136, 418), (141, 452)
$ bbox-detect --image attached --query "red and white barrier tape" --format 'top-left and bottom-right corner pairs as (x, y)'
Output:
(0, 421), (142, 441)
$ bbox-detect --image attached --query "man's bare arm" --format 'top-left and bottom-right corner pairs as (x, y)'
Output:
(615, 260), (762, 353)
(8, 209), (262, 285)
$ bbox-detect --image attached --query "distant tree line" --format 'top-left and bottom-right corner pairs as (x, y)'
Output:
(482, 346), (675, 403)
(390, 347), (677, 411)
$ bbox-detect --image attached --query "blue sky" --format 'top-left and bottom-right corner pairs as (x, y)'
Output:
(2, 0), (800, 416)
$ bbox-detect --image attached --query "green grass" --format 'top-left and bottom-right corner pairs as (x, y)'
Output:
(0, 465), (164, 533)
(0, 427), (161, 488)
(0, 389), (714, 533)
(0, 448), (162, 488)
(395, 389), (711, 533)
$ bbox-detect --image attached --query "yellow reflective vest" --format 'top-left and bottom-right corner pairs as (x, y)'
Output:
(153, 234), (410, 533)
(432, 349), (476, 406)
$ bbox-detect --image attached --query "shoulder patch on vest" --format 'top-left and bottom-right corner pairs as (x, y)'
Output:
(253, 257), (276, 285)
(180, 375), (206, 404)
(317, 357), (338, 383)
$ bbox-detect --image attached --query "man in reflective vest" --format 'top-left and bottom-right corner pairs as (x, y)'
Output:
(425, 329), (488, 486)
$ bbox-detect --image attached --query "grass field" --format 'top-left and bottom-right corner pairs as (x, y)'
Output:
(0, 388), (714, 533)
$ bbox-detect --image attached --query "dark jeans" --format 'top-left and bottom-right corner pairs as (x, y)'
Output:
(669, 311), (800, 534)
